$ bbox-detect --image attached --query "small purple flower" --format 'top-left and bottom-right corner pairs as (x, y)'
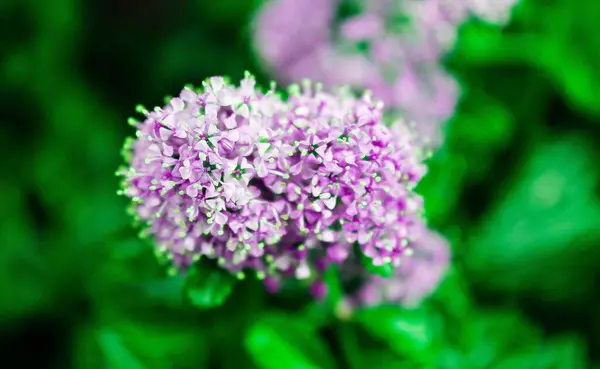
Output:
(119, 74), (431, 297)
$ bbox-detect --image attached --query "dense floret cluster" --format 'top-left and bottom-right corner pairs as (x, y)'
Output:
(118, 74), (431, 295)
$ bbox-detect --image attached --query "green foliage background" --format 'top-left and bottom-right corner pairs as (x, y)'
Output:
(1, 0), (600, 367)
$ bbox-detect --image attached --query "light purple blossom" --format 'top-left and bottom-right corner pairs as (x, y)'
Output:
(118, 74), (429, 295)
(252, 0), (518, 145)
(344, 221), (450, 308)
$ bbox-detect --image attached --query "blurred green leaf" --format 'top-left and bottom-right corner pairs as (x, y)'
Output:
(419, 149), (468, 224)
(539, 336), (588, 369)
(454, 0), (600, 118)
(184, 259), (237, 309)
(530, 0), (600, 118)
(493, 335), (587, 369)
(245, 314), (336, 369)
(193, 0), (262, 23)
(350, 351), (417, 369)
(428, 267), (471, 322)
(76, 319), (207, 369)
(448, 94), (514, 150)
(452, 21), (533, 65)
(460, 311), (541, 368)
(467, 134), (600, 300)
(85, 236), (188, 313)
(97, 329), (145, 369)
(434, 309), (587, 369)
(354, 305), (436, 361)
(420, 88), (515, 224)
(0, 181), (57, 317)
(338, 323), (421, 369)
(139, 277), (185, 305)
(324, 264), (343, 309)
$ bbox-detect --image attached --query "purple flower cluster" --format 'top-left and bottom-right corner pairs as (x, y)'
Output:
(118, 74), (431, 295)
(348, 223), (450, 308)
(253, 0), (518, 145)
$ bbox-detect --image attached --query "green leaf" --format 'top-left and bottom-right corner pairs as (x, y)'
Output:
(528, 0), (600, 118)
(448, 95), (513, 149)
(492, 335), (587, 369)
(192, 0), (262, 23)
(467, 135), (600, 300)
(428, 267), (472, 322)
(75, 319), (208, 369)
(0, 183), (53, 317)
(96, 329), (145, 369)
(245, 314), (336, 369)
(453, 0), (600, 118)
(338, 323), (423, 369)
(324, 265), (343, 308)
(354, 306), (436, 360)
(352, 351), (417, 369)
(460, 310), (541, 368)
(183, 259), (236, 309)
(418, 149), (468, 225)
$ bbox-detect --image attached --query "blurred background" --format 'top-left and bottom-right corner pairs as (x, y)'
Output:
(2, 0), (600, 367)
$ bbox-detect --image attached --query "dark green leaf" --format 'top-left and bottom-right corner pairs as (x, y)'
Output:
(354, 306), (436, 360)
(324, 264), (343, 309)
(492, 335), (587, 369)
(353, 352), (417, 369)
(338, 323), (422, 369)
(75, 319), (207, 369)
(461, 311), (541, 368)
(467, 135), (600, 300)
(418, 149), (468, 225)
(96, 329), (145, 369)
(428, 267), (472, 322)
